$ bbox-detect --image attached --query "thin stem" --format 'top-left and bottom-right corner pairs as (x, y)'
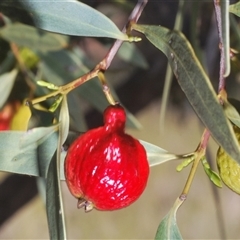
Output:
(213, 0), (226, 92)
(97, 71), (116, 105)
(31, 0), (148, 106)
(180, 129), (210, 197)
(31, 68), (99, 105)
(101, 0), (149, 70)
(31, 89), (62, 105)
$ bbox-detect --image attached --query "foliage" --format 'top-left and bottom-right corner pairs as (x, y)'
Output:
(0, 0), (240, 239)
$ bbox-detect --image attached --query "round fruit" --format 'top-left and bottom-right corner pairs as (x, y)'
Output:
(64, 104), (149, 211)
(217, 124), (240, 194)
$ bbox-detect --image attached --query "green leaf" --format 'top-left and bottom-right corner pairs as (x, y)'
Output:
(229, 1), (240, 17)
(155, 198), (183, 240)
(46, 95), (68, 240)
(66, 93), (88, 132)
(132, 24), (240, 164)
(6, 0), (127, 40)
(46, 152), (66, 240)
(0, 51), (15, 75)
(223, 98), (240, 128)
(140, 140), (181, 167)
(0, 23), (68, 51)
(39, 49), (86, 85)
(19, 125), (58, 148)
(201, 158), (222, 188)
(37, 80), (59, 90)
(0, 68), (18, 108)
(59, 95), (69, 145)
(49, 95), (63, 113)
(0, 130), (58, 177)
(176, 154), (194, 171)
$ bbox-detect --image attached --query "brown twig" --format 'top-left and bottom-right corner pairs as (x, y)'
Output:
(31, 0), (148, 106)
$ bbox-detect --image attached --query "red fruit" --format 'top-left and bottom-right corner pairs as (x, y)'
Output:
(64, 104), (149, 211)
(0, 102), (20, 131)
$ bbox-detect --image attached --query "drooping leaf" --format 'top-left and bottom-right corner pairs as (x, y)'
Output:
(3, 0), (127, 40)
(0, 130), (58, 177)
(132, 24), (240, 164)
(46, 152), (66, 240)
(229, 1), (240, 17)
(0, 23), (68, 51)
(19, 125), (58, 148)
(46, 95), (68, 240)
(155, 197), (183, 240)
(223, 98), (240, 128)
(140, 140), (181, 167)
(0, 68), (18, 108)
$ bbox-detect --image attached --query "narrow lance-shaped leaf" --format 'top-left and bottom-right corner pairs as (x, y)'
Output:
(0, 130), (58, 177)
(46, 96), (69, 240)
(132, 24), (240, 164)
(3, 0), (127, 40)
(0, 23), (68, 51)
(155, 197), (183, 240)
(46, 152), (66, 240)
(140, 140), (182, 167)
(19, 125), (58, 148)
(0, 69), (18, 108)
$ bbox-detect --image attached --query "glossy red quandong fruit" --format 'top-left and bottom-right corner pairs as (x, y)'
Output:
(64, 104), (149, 211)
